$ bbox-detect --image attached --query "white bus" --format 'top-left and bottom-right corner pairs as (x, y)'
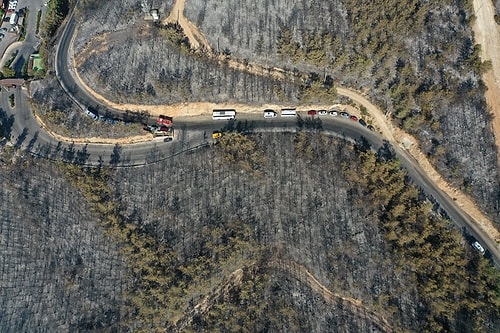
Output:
(212, 109), (236, 120)
(280, 108), (297, 117)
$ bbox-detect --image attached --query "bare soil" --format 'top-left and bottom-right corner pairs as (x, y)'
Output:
(472, 0), (500, 167)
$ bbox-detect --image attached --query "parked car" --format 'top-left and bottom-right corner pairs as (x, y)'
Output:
(367, 125), (375, 132)
(143, 125), (158, 132)
(307, 110), (317, 116)
(329, 110), (338, 116)
(472, 241), (485, 254)
(358, 119), (367, 127)
(318, 110), (327, 116)
(212, 131), (222, 139)
(349, 115), (358, 121)
(159, 126), (172, 132)
(263, 109), (277, 118)
(340, 112), (349, 118)
(84, 108), (98, 120)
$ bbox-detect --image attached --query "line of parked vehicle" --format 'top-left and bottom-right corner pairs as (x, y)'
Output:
(262, 108), (374, 131)
(84, 108), (131, 126)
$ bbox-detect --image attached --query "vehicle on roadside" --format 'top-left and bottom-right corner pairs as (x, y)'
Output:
(280, 108), (297, 117)
(159, 125), (172, 132)
(156, 115), (173, 126)
(340, 111), (349, 118)
(143, 125), (158, 132)
(307, 110), (317, 116)
(318, 110), (327, 116)
(153, 130), (173, 137)
(0, 28), (7, 33)
(349, 115), (358, 121)
(358, 119), (367, 127)
(329, 110), (338, 116)
(212, 109), (236, 120)
(472, 241), (485, 255)
(263, 109), (277, 118)
(367, 125), (375, 132)
(84, 108), (98, 120)
(212, 131), (223, 139)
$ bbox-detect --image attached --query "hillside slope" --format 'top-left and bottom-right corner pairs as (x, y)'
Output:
(0, 132), (498, 332)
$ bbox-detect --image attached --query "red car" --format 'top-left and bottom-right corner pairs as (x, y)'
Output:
(307, 110), (317, 116)
(156, 115), (173, 126)
(349, 115), (358, 121)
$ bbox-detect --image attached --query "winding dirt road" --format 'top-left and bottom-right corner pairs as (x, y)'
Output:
(179, 261), (393, 333)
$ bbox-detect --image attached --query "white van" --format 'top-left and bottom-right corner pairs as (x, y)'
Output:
(263, 109), (277, 118)
(280, 108), (297, 117)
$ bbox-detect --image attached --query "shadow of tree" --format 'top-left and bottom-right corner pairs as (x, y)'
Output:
(15, 128), (29, 147)
(355, 136), (371, 153)
(377, 140), (396, 162)
(146, 144), (161, 164)
(25, 131), (39, 153)
(63, 143), (76, 162)
(110, 144), (122, 166)
(75, 144), (90, 165)
(0, 109), (15, 140)
(51, 141), (63, 160)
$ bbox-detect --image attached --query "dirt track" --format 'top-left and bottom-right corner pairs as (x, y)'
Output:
(472, 0), (500, 167)
(163, 0), (212, 52)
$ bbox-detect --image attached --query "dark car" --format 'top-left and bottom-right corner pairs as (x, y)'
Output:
(340, 112), (349, 118)
(367, 125), (375, 132)
(349, 115), (358, 121)
(307, 110), (317, 116)
(143, 125), (158, 132)
(159, 126), (172, 132)
(358, 119), (367, 127)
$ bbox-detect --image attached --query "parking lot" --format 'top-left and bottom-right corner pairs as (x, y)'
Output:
(0, 0), (46, 70)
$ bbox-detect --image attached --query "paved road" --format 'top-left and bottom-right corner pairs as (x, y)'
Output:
(55, 9), (154, 124)
(0, 86), (382, 165)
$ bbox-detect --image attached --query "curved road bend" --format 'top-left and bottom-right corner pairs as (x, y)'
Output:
(37, 4), (500, 267)
(55, 11), (155, 124)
